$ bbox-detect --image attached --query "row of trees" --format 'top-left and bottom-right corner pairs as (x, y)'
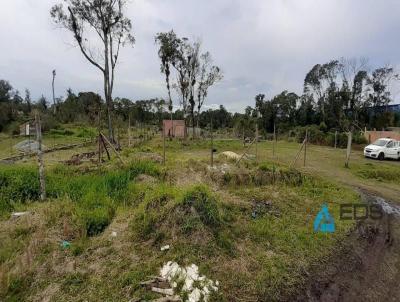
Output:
(50, 1), (223, 140)
(249, 58), (400, 133)
(155, 30), (223, 134)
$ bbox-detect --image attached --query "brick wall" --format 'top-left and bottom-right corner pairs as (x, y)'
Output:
(364, 131), (400, 143)
(162, 120), (186, 138)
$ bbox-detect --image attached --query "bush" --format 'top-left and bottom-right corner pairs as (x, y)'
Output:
(49, 128), (75, 136)
(290, 126), (368, 148)
(76, 127), (96, 138)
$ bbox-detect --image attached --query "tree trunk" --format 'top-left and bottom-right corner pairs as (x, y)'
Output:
(196, 113), (200, 136)
(345, 131), (352, 168)
(191, 109), (196, 139)
(104, 34), (114, 143)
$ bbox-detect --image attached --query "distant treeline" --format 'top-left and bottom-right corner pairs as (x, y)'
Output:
(1, 58), (399, 136)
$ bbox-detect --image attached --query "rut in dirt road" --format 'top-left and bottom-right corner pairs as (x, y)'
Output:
(299, 193), (400, 302)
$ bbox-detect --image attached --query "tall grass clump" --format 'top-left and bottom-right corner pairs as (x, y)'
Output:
(181, 185), (221, 229)
(0, 166), (40, 204)
(131, 184), (178, 239)
(131, 184), (223, 241)
(0, 160), (161, 234)
(76, 190), (116, 236)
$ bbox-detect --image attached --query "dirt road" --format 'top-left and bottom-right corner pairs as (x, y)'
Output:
(298, 191), (400, 302)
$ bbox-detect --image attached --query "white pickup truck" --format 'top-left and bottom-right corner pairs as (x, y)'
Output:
(364, 138), (400, 160)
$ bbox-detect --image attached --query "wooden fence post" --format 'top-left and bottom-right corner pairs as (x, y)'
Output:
(272, 123), (276, 157)
(334, 131), (337, 149)
(128, 115), (131, 147)
(304, 129), (308, 167)
(163, 121), (166, 165)
(345, 131), (352, 168)
(35, 111), (46, 201)
(255, 122), (258, 161)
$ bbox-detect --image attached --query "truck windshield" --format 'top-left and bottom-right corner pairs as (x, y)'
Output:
(372, 139), (389, 146)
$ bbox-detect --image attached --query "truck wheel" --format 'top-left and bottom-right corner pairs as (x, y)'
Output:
(398, 152), (400, 161)
(378, 152), (385, 160)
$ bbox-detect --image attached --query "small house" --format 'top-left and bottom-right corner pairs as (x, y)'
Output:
(19, 122), (36, 136)
(162, 120), (186, 138)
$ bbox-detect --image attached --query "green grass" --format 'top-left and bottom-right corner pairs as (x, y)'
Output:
(353, 162), (400, 183)
(0, 160), (160, 234)
(0, 136), (383, 301)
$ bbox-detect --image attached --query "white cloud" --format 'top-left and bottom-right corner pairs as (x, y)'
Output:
(1, 0), (400, 112)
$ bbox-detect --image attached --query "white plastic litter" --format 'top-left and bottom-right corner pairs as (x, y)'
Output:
(159, 261), (219, 302)
(160, 245), (170, 251)
(111, 231), (117, 237)
(11, 212), (29, 219)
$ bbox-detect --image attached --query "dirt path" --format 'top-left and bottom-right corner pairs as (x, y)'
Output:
(299, 191), (400, 302)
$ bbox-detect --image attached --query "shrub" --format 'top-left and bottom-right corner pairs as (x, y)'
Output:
(291, 126), (368, 148)
(49, 128), (74, 136)
(76, 127), (96, 138)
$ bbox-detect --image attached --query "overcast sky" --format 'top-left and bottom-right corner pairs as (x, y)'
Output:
(1, 0), (400, 112)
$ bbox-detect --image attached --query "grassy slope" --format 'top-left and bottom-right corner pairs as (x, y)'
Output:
(1, 137), (397, 301)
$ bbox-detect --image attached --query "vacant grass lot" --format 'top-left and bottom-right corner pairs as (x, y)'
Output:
(0, 125), (96, 159)
(0, 135), (397, 301)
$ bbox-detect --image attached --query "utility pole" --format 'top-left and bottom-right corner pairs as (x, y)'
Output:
(35, 111), (46, 201)
(52, 70), (56, 115)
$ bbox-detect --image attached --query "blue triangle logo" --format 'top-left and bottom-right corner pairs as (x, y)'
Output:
(313, 204), (335, 233)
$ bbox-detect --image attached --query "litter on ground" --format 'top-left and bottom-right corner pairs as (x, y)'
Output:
(160, 244), (170, 251)
(140, 262), (219, 302)
(11, 211), (30, 219)
(159, 261), (219, 302)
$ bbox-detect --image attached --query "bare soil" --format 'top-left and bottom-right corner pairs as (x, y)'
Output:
(296, 191), (400, 302)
